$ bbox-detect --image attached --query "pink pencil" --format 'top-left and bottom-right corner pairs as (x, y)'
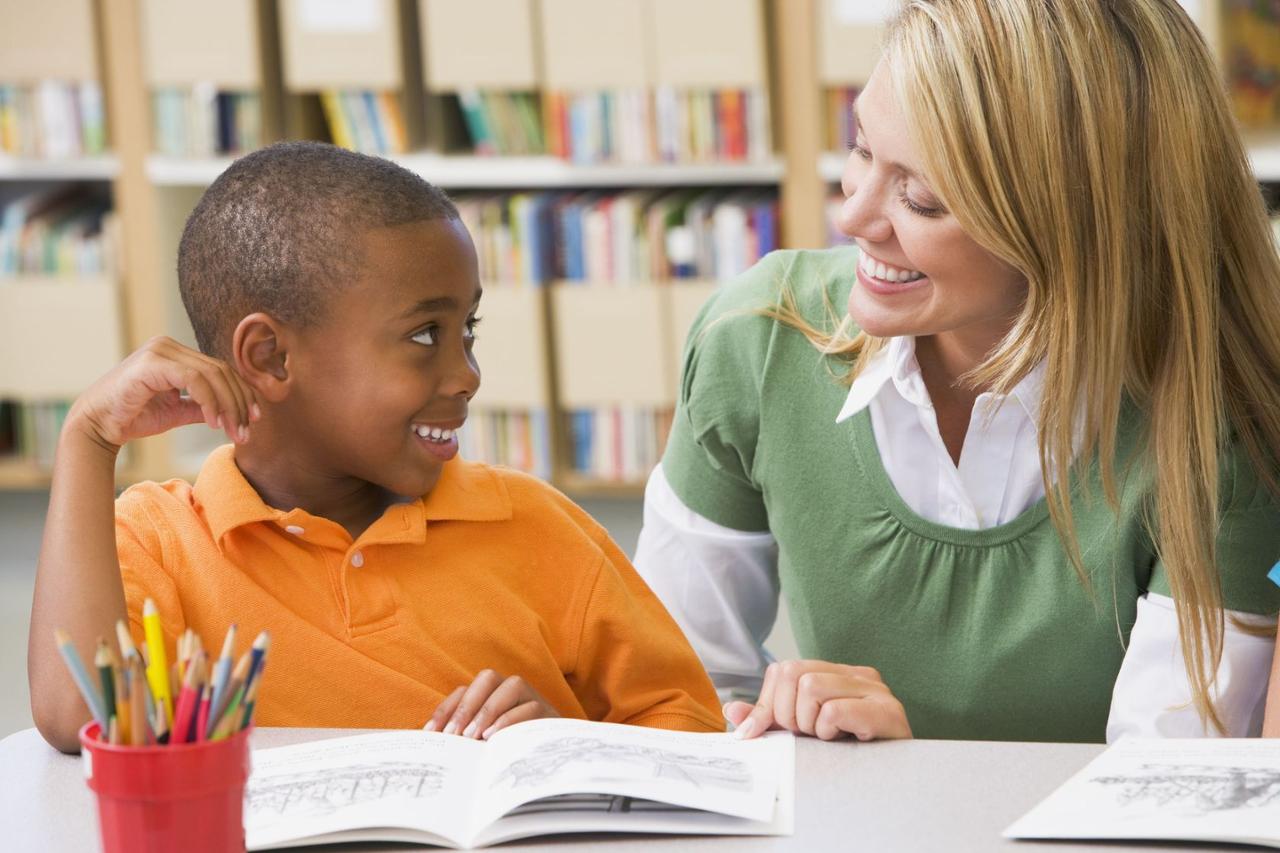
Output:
(195, 682), (212, 743)
(170, 653), (204, 744)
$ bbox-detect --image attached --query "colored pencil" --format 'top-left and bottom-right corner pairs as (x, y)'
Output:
(142, 599), (173, 727)
(94, 639), (115, 727)
(171, 652), (203, 744)
(209, 624), (237, 727)
(52, 630), (108, 729)
(207, 651), (250, 738)
(195, 683), (212, 743)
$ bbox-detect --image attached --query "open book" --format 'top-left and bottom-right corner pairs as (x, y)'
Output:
(1005, 737), (1280, 849)
(246, 718), (794, 850)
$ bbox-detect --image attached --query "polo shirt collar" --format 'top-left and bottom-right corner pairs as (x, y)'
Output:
(193, 445), (512, 546)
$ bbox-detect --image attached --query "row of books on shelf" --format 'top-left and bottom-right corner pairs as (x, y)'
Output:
(566, 406), (672, 484)
(319, 91), (410, 156)
(542, 87), (771, 165)
(1, 186), (115, 276)
(311, 86), (772, 163)
(0, 400), (67, 470)
(458, 91), (544, 157)
(1226, 0), (1280, 127)
(457, 188), (779, 287)
(0, 82), (106, 159)
(457, 409), (552, 482)
(152, 87), (264, 158)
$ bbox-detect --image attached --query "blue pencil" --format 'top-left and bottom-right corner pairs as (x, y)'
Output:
(53, 629), (108, 730)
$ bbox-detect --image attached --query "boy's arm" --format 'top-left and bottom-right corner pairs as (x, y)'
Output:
(570, 538), (725, 733)
(27, 336), (257, 753)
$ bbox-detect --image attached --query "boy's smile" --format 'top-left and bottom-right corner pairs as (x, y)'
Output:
(236, 216), (482, 535)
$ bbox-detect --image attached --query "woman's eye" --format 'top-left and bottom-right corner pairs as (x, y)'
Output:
(851, 141), (872, 161)
(898, 188), (944, 218)
(412, 326), (437, 346)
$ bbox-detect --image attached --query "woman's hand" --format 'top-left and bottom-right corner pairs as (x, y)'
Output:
(724, 660), (912, 741)
(425, 670), (560, 739)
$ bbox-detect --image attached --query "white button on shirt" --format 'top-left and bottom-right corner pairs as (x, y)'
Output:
(350, 551), (365, 568)
(634, 335), (1274, 739)
(284, 525), (305, 536)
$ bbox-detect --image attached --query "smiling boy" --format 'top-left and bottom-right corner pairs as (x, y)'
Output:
(28, 142), (721, 753)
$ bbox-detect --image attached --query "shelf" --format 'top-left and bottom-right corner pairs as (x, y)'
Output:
(555, 473), (647, 498)
(148, 152), (786, 188)
(0, 459), (52, 489)
(0, 154), (120, 181)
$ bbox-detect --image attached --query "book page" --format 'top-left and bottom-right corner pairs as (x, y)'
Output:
(245, 732), (483, 850)
(1005, 737), (1280, 848)
(470, 719), (792, 838)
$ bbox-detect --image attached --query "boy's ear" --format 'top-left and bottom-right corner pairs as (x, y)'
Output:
(231, 313), (292, 403)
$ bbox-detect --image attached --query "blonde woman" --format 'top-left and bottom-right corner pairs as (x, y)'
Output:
(635, 0), (1280, 743)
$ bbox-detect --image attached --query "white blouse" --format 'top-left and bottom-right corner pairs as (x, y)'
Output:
(635, 336), (1274, 739)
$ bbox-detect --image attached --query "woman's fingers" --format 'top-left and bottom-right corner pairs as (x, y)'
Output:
(424, 687), (465, 732)
(734, 662), (780, 739)
(793, 671), (888, 735)
(722, 700), (753, 727)
(814, 695), (912, 741)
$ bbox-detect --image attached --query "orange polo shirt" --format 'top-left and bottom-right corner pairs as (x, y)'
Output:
(115, 445), (722, 732)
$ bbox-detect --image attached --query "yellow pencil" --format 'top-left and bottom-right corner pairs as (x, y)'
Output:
(142, 599), (173, 727)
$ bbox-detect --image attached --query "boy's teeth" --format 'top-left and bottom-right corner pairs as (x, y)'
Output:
(414, 425), (456, 442)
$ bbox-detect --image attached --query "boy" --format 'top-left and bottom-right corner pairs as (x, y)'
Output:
(28, 142), (722, 753)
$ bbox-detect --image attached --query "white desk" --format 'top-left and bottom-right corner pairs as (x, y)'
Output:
(0, 727), (1219, 852)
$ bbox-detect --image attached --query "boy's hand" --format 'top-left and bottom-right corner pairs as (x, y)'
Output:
(68, 335), (259, 452)
(723, 660), (913, 742)
(424, 670), (559, 739)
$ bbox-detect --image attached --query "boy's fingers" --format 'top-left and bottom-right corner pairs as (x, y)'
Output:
(174, 367), (222, 429)
(445, 670), (503, 735)
(463, 675), (527, 739)
(210, 358), (249, 431)
(482, 701), (546, 739)
(425, 687), (465, 732)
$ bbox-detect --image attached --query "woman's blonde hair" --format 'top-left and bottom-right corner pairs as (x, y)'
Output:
(783, 0), (1280, 732)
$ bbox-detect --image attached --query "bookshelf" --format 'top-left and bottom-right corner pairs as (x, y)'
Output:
(0, 0), (1276, 493)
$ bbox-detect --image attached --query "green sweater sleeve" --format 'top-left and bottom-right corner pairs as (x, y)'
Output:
(1149, 442), (1280, 614)
(661, 252), (800, 532)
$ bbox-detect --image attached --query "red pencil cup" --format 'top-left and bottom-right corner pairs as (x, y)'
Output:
(79, 721), (253, 853)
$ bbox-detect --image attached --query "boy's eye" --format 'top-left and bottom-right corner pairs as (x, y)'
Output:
(412, 325), (437, 346)
(464, 315), (482, 341)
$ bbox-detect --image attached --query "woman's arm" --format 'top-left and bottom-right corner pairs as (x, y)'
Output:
(632, 463), (781, 704)
(1107, 592), (1275, 740)
(1265, 615), (1280, 737)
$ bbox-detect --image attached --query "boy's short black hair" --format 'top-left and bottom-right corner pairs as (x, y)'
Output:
(178, 141), (459, 357)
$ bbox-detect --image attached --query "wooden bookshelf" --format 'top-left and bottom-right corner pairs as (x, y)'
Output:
(0, 0), (1276, 495)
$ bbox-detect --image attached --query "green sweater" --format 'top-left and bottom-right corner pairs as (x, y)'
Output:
(663, 248), (1280, 743)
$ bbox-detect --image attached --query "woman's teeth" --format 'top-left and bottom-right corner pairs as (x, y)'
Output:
(414, 425), (457, 443)
(859, 252), (925, 283)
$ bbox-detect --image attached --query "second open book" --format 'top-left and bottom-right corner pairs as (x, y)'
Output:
(245, 717), (794, 850)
